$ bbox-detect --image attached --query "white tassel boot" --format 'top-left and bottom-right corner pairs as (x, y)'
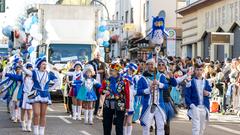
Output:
(77, 106), (82, 120)
(127, 126), (133, 135)
(33, 125), (39, 135)
(72, 105), (76, 120)
(123, 126), (127, 135)
(89, 109), (94, 125)
(39, 126), (45, 135)
(84, 110), (89, 124)
(27, 120), (32, 132)
(21, 121), (27, 131)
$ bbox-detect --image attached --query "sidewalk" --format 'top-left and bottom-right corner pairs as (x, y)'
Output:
(177, 109), (240, 123)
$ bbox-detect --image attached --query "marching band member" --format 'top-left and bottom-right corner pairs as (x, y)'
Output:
(99, 62), (130, 135)
(22, 57), (59, 135)
(185, 58), (212, 135)
(137, 57), (167, 135)
(76, 64), (101, 125)
(65, 61), (83, 120)
(123, 62), (138, 135)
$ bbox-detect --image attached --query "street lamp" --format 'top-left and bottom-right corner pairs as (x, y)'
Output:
(91, 0), (110, 20)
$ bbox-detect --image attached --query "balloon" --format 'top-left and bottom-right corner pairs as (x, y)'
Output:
(98, 26), (106, 32)
(32, 16), (38, 24)
(28, 46), (35, 54)
(34, 33), (42, 41)
(104, 31), (110, 37)
(31, 39), (39, 47)
(102, 41), (109, 47)
(29, 24), (39, 36)
(24, 18), (32, 33)
(15, 30), (20, 38)
(2, 25), (13, 37)
(8, 40), (13, 49)
(97, 32), (104, 39)
(103, 34), (110, 41)
(97, 38), (104, 46)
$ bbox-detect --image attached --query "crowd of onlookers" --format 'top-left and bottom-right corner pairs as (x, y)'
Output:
(106, 56), (240, 116)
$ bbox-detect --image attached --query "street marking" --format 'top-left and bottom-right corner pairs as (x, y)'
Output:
(47, 107), (54, 112)
(58, 116), (72, 124)
(80, 130), (92, 135)
(210, 125), (240, 135)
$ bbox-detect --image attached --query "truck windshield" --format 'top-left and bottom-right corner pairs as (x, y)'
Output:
(49, 44), (92, 64)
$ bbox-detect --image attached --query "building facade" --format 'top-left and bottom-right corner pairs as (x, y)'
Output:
(104, 0), (186, 61)
(178, 0), (240, 61)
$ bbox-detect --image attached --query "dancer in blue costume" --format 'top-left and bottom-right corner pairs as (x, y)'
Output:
(22, 57), (59, 135)
(76, 64), (101, 124)
(20, 63), (34, 132)
(185, 58), (212, 135)
(65, 61), (83, 120)
(136, 57), (168, 135)
(132, 71), (142, 123)
(1, 64), (23, 123)
(157, 57), (177, 135)
(0, 56), (23, 122)
(123, 62), (138, 135)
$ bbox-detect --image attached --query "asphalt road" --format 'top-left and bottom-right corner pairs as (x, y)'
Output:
(0, 101), (239, 135)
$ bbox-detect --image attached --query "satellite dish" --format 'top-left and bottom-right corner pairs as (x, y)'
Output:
(158, 10), (166, 18)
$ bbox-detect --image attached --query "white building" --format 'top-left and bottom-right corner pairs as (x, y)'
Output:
(101, 0), (186, 60)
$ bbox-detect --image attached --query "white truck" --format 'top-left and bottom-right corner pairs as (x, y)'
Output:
(33, 4), (97, 68)
(27, 4), (98, 101)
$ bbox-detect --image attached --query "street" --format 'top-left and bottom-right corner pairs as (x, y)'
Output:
(0, 101), (239, 135)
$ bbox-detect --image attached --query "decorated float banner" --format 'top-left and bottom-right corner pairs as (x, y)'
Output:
(166, 28), (176, 56)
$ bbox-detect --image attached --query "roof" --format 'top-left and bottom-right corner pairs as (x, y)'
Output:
(177, 0), (222, 16)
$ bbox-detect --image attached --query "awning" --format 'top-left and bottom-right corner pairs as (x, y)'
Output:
(133, 37), (149, 44)
(129, 47), (139, 52)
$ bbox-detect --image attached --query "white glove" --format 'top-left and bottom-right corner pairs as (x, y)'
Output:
(190, 104), (196, 109)
(159, 82), (164, 89)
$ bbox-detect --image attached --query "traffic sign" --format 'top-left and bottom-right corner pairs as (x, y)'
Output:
(107, 20), (124, 28)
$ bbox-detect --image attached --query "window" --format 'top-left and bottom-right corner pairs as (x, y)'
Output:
(144, 1), (149, 21)
(125, 10), (129, 23)
(116, 12), (119, 20)
(0, 0), (5, 13)
(48, 44), (92, 64)
(130, 8), (134, 23)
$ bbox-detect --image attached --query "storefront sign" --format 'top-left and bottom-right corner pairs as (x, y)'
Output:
(209, 32), (234, 45)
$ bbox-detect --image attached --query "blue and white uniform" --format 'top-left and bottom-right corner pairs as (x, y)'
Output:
(137, 71), (167, 135)
(185, 77), (212, 135)
(123, 74), (136, 115)
(132, 75), (142, 122)
(76, 78), (101, 101)
(66, 71), (83, 97)
(21, 75), (34, 109)
(23, 68), (59, 105)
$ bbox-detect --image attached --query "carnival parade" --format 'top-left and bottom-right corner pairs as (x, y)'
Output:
(0, 0), (240, 135)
